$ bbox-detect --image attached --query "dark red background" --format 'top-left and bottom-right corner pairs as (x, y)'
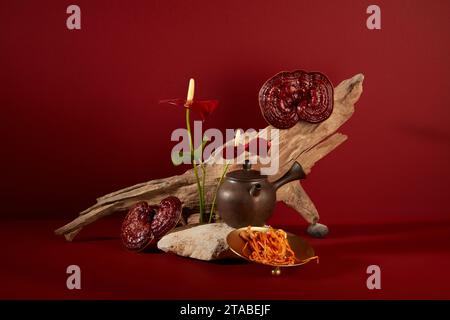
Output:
(1, 0), (449, 299)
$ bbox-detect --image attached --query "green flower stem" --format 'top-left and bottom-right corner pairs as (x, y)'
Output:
(201, 164), (206, 222)
(186, 108), (204, 222)
(198, 135), (207, 223)
(208, 161), (230, 223)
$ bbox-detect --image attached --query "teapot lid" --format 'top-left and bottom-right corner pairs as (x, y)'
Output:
(226, 160), (267, 182)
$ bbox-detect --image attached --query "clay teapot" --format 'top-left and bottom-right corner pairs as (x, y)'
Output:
(217, 160), (306, 228)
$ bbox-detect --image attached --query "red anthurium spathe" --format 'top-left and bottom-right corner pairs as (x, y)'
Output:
(160, 99), (219, 121)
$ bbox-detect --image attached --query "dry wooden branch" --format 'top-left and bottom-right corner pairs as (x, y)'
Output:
(55, 73), (364, 241)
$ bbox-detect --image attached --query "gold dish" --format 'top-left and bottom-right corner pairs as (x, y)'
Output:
(226, 226), (317, 275)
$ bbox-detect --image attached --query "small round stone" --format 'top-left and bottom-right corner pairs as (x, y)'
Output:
(307, 223), (329, 238)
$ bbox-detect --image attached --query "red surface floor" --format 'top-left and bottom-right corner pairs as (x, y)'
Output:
(1, 204), (450, 300)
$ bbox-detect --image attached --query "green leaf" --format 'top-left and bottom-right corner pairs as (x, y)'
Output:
(193, 136), (210, 162)
(171, 150), (190, 166)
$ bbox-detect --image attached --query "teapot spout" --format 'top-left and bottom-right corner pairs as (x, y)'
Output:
(272, 162), (306, 191)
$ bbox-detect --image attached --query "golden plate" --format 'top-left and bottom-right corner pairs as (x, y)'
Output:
(226, 226), (317, 275)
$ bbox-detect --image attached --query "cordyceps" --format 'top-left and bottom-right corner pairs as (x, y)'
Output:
(120, 196), (182, 251)
(258, 70), (334, 128)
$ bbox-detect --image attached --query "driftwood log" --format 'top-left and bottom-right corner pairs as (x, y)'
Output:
(55, 73), (364, 241)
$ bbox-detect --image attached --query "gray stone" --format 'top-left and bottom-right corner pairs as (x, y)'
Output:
(307, 223), (329, 238)
(157, 223), (235, 261)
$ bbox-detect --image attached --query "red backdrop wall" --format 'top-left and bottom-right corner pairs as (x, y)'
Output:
(1, 0), (449, 222)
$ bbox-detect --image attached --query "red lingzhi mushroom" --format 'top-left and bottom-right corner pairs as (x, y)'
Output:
(259, 70), (334, 128)
(120, 196), (182, 251)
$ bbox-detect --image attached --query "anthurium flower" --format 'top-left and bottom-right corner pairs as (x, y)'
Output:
(160, 99), (219, 121)
(163, 78), (218, 223)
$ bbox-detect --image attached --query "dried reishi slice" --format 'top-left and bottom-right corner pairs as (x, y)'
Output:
(120, 196), (182, 251)
(149, 196), (182, 243)
(121, 202), (157, 251)
(258, 72), (300, 129)
(296, 72), (334, 123)
(259, 70), (334, 128)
